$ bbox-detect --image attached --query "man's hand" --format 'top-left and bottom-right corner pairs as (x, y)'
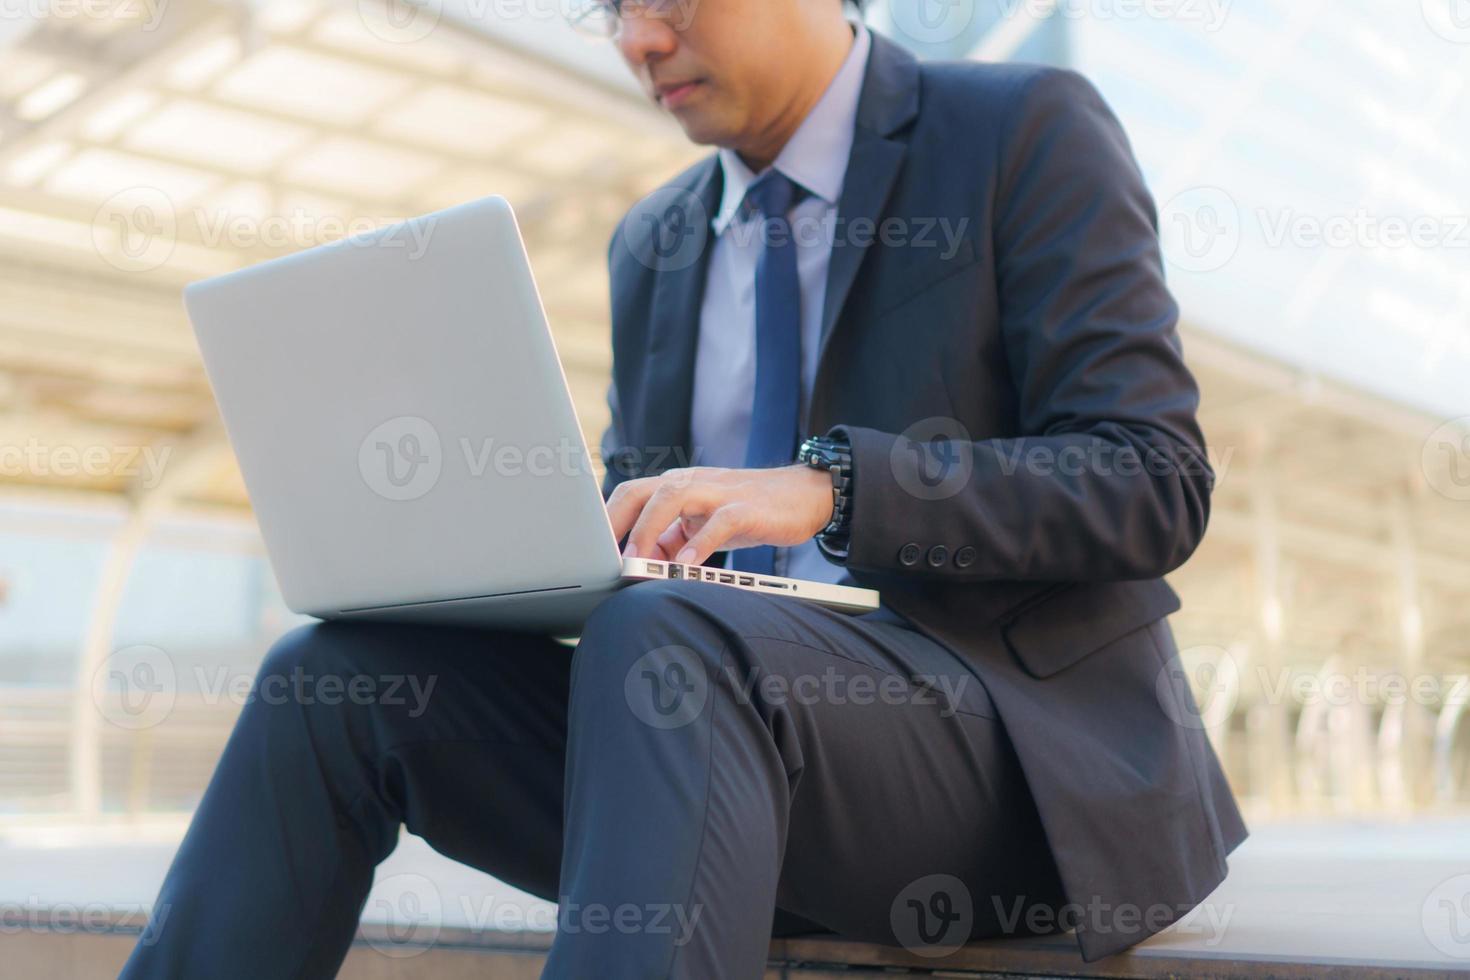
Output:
(607, 465), (834, 566)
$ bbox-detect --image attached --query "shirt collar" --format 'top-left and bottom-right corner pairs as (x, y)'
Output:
(712, 22), (871, 235)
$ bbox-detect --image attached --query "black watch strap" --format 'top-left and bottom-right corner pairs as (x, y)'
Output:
(797, 435), (853, 554)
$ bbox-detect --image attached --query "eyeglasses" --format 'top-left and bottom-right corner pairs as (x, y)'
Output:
(565, 0), (686, 39)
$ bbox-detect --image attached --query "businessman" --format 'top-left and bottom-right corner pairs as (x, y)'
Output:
(123, 0), (1245, 976)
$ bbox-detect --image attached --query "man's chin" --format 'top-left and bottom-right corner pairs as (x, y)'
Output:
(668, 112), (736, 149)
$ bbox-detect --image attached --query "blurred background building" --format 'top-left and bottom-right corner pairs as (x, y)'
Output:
(1, 0), (1469, 962)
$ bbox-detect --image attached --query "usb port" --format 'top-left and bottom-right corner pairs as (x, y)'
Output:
(668, 564), (683, 579)
(737, 576), (754, 586)
(718, 573), (735, 584)
(645, 561), (664, 575)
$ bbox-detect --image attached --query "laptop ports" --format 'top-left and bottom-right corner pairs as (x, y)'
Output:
(757, 580), (789, 590)
(718, 573), (735, 584)
(668, 564), (683, 579)
(737, 576), (754, 586)
(644, 561), (664, 576)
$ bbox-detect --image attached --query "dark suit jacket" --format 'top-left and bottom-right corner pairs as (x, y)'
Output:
(600, 31), (1246, 962)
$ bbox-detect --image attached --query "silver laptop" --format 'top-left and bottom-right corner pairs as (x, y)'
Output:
(183, 195), (879, 632)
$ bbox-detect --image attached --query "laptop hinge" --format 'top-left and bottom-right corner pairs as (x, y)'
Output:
(339, 584), (581, 614)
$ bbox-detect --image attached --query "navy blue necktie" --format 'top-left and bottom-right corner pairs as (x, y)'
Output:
(731, 171), (803, 576)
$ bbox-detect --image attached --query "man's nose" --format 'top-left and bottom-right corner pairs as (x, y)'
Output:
(616, 15), (678, 69)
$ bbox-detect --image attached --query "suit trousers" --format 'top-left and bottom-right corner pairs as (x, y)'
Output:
(120, 578), (1066, 979)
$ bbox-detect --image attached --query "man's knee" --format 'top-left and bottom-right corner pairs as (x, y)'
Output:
(573, 580), (725, 686)
(568, 579), (781, 747)
(251, 620), (416, 733)
(257, 621), (365, 694)
(586, 578), (709, 627)
(247, 622), (405, 777)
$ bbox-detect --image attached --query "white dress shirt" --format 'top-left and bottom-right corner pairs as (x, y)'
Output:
(688, 23), (870, 585)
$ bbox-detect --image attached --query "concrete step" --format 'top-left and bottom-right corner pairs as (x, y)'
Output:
(7, 820), (1469, 978)
(12, 922), (1465, 980)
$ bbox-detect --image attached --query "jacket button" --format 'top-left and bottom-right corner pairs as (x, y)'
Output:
(954, 546), (976, 569)
(926, 545), (949, 568)
(899, 543), (922, 566)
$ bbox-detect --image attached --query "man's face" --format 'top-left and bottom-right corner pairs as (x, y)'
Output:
(615, 0), (811, 148)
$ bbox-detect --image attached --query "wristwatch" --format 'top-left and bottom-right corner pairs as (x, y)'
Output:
(797, 434), (853, 561)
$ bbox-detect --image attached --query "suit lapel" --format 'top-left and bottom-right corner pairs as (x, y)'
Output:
(809, 31), (921, 431)
(638, 160), (723, 472)
(818, 133), (908, 346)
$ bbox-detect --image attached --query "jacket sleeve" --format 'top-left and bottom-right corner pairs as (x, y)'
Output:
(834, 68), (1212, 583)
